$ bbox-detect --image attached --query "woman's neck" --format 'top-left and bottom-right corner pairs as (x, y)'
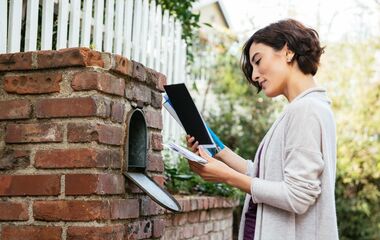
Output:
(283, 72), (317, 102)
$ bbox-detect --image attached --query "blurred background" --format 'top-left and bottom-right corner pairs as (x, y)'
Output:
(163, 0), (380, 239)
(2, 0), (378, 238)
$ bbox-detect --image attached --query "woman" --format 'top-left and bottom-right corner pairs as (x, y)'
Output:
(186, 19), (339, 240)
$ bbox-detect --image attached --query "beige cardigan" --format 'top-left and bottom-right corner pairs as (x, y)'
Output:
(238, 88), (339, 240)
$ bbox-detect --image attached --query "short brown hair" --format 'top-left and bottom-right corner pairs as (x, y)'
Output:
(241, 19), (325, 91)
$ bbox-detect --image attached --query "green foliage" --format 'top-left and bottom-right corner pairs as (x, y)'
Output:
(164, 153), (242, 199)
(156, 0), (200, 62)
(317, 39), (380, 239)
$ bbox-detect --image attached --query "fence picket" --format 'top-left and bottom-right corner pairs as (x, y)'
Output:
(132, 0), (142, 61)
(56, 0), (69, 50)
(114, 0), (125, 54)
(25, 0), (39, 51)
(69, 0), (81, 47)
(154, 4), (162, 71)
(123, 0), (134, 58)
(104, 0), (115, 52)
(81, 0), (93, 47)
(93, 0), (104, 51)
(173, 20), (182, 85)
(0, 0), (7, 53)
(181, 40), (187, 83)
(161, 10), (169, 77)
(8, 0), (23, 52)
(41, 0), (54, 50)
(140, 0), (149, 65)
(146, 0), (156, 68)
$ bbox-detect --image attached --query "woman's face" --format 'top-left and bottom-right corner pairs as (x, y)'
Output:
(249, 42), (290, 97)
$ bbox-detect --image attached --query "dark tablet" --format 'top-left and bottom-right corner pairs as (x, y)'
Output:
(164, 83), (214, 146)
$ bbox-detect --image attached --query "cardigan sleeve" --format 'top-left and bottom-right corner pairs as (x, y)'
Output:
(250, 103), (325, 215)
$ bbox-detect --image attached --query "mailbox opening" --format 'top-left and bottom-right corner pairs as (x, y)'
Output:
(126, 109), (147, 172)
(123, 108), (181, 212)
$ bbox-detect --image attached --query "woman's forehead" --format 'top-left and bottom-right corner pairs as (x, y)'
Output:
(249, 43), (271, 58)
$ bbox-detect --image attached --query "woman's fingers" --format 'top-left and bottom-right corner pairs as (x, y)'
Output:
(191, 141), (199, 152)
(185, 135), (199, 153)
(186, 135), (195, 147)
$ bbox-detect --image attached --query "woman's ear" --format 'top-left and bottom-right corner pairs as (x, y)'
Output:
(282, 43), (295, 63)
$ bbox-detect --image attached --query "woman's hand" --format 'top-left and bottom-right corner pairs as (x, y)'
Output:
(188, 147), (232, 183)
(186, 135), (199, 154)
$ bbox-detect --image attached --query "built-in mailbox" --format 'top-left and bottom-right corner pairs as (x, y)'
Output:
(123, 108), (181, 212)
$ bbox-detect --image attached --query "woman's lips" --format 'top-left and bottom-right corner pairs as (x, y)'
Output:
(260, 80), (267, 89)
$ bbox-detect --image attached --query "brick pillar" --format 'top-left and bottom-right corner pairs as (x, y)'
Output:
(0, 48), (167, 239)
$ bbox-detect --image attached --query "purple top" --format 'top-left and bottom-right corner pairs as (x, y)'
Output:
(243, 145), (264, 240)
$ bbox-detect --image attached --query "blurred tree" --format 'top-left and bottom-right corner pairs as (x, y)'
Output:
(317, 39), (380, 239)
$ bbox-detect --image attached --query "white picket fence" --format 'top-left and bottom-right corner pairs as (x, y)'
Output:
(0, 0), (186, 146)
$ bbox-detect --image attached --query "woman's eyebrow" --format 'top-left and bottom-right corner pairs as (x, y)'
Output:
(251, 52), (259, 64)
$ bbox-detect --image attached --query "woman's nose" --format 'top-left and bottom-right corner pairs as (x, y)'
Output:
(251, 68), (260, 82)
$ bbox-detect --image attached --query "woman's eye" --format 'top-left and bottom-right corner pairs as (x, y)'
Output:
(255, 59), (261, 65)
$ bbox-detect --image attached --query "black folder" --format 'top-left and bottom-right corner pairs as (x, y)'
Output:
(163, 83), (214, 146)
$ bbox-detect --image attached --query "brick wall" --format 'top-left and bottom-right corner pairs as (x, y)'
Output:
(0, 48), (238, 240)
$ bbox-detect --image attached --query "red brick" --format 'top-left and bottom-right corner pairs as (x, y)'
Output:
(193, 222), (204, 236)
(37, 48), (104, 69)
(32, 199), (138, 222)
(67, 225), (125, 240)
(0, 175), (60, 196)
(200, 210), (210, 222)
(35, 97), (110, 118)
(125, 178), (144, 194)
(111, 101), (125, 123)
(125, 81), (151, 105)
(131, 61), (147, 82)
(5, 123), (63, 143)
(0, 52), (33, 72)
(67, 123), (123, 145)
(0, 148), (30, 170)
(145, 110), (163, 130)
(125, 220), (152, 240)
(0, 100), (31, 119)
(4, 73), (61, 94)
(0, 201), (28, 220)
(65, 174), (125, 195)
(154, 72), (167, 92)
(172, 213), (188, 226)
(1, 226), (61, 240)
(141, 197), (165, 216)
(110, 199), (139, 219)
(188, 211), (200, 223)
(181, 225), (194, 239)
(151, 91), (162, 109)
(146, 153), (164, 172)
(33, 200), (109, 221)
(152, 218), (166, 238)
(34, 148), (120, 169)
(72, 71), (125, 96)
(151, 175), (166, 187)
(111, 54), (133, 76)
(150, 132), (163, 151)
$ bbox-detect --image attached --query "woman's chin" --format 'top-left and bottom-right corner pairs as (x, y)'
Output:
(263, 88), (280, 98)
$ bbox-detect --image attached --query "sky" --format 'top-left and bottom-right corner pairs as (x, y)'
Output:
(222, 0), (380, 43)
